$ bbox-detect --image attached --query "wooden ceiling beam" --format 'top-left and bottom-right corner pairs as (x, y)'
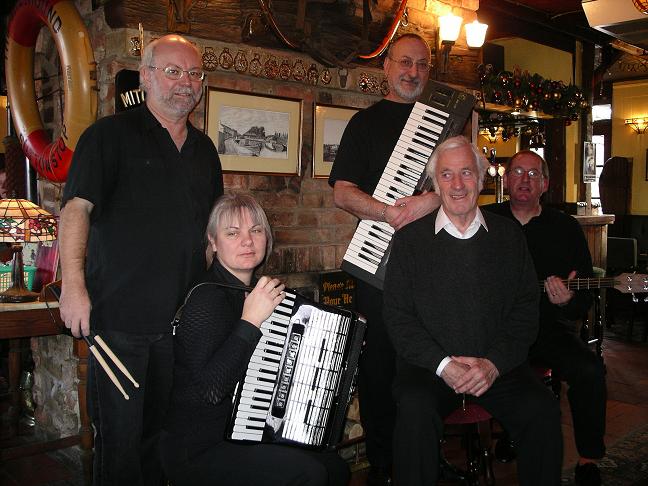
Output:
(479, 0), (612, 52)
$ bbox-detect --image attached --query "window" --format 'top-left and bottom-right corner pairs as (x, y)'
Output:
(592, 104), (611, 122)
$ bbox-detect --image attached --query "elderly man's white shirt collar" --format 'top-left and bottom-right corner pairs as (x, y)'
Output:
(435, 207), (488, 240)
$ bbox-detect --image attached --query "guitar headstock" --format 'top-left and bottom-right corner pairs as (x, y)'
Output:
(614, 273), (648, 294)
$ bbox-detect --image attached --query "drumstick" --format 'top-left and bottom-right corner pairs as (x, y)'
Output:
(83, 336), (129, 400)
(94, 335), (140, 388)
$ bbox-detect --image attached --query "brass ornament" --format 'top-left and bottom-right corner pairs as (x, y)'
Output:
(292, 59), (306, 82)
(320, 68), (332, 85)
(249, 53), (263, 77)
(219, 47), (234, 70)
(234, 50), (248, 74)
(307, 63), (319, 85)
(380, 78), (389, 96)
(338, 67), (348, 88)
(264, 55), (279, 79)
(202, 47), (218, 71)
(279, 59), (292, 80)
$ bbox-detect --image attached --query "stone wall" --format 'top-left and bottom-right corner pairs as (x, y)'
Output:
(31, 335), (79, 438)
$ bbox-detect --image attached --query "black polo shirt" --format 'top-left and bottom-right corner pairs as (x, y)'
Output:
(62, 105), (223, 333)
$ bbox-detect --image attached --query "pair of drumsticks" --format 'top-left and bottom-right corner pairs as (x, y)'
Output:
(44, 284), (138, 400)
(82, 334), (139, 400)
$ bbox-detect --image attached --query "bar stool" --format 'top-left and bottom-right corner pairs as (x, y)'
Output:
(443, 402), (496, 486)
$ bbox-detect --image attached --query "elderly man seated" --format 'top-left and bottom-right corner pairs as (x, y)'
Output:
(383, 136), (563, 486)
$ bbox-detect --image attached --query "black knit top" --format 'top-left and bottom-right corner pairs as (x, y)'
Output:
(164, 260), (262, 443)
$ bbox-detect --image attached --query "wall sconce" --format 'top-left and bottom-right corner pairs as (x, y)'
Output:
(465, 20), (488, 48)
(625, 117), (648, 134)
(438, 13), (463, 74)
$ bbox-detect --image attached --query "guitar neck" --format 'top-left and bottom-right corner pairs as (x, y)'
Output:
(538, 277), (617, 292)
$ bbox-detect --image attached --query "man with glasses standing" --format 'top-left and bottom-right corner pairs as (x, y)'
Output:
(329, 33), (441, 485)
(484, 150), (606, 486)
(59, 34), (223, 485)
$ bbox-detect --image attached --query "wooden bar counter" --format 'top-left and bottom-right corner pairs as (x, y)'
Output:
(574, 214), (615, 270)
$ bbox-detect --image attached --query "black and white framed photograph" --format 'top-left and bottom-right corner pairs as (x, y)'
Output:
(583, 141), (596, 183)
(312, 103), (358, 178)
(205, 88), (302, 175)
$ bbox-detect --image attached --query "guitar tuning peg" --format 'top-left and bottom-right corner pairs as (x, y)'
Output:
(632, 293), (638, 303)
(644, 295), (648, 303)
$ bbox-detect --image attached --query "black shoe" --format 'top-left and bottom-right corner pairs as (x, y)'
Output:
(494, 437), (517, 463)
(366, 466), (392, 486)
(575, 462), (601, 486)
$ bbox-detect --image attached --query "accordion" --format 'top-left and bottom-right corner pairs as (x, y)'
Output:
(226, 289), (366, 450)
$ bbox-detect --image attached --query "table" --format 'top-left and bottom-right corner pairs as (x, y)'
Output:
(0, 301), (92, 482)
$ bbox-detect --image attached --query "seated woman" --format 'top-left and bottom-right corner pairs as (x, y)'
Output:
(160, 194), (350, 486)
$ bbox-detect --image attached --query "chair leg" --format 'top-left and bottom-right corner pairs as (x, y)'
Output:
(477, 421), (495, 486)
(465, 428), (480, 486)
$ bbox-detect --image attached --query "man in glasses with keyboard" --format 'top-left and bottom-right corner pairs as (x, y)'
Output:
(328, 33), (441, 485)
(484, 150), (606, 486)
(59, 34), (223, 485)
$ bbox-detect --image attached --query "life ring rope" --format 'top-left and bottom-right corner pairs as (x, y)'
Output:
(6, 0), (97, 183)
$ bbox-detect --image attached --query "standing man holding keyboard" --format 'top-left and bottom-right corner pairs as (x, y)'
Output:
(328, 33), (441, 485)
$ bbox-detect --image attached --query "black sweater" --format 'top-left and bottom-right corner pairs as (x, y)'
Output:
(164, 261), (262, 443)
(383, 209), (539, 376)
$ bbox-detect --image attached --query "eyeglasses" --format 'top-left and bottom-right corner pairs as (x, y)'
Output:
(508, 167), (544, 179)
(388, 56), (432, 72)
(149, 65), (205, 82)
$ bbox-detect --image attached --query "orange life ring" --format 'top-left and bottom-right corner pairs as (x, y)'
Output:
(6, 0), (97, 183)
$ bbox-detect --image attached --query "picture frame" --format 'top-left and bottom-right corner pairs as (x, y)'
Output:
(645, 149), (648, 182)
(205, 88), (302, 175)
(312, 104), (358, 178)
(583, 141), (596, 183)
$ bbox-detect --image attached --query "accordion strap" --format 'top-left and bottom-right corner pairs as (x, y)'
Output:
(171, 281), (253, 335)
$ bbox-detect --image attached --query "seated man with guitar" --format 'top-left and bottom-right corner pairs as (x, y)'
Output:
(484, 150), (607, 486)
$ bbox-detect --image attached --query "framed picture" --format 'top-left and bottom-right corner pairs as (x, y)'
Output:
(583, 141), (596, 183)
(205, 88), (302, 175)
(312, 104), (358, 178)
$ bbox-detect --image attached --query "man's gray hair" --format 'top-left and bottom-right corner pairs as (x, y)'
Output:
(425, 136), (489, 191)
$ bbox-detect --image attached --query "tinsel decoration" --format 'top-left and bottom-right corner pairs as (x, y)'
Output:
(478, 65), (589, 121)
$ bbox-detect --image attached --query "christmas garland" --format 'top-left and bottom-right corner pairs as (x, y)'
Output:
(478, 65), (589, 121)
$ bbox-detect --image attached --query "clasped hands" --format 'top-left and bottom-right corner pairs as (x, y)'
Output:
(441, 356), (499, 398)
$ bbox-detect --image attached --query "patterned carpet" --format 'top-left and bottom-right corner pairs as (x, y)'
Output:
(598, 424), (648, 486)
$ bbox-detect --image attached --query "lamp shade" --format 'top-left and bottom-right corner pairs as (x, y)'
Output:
(439, 14), (463, 43)
(465, 20), (488, 48)
(0, 198), (58, 243)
